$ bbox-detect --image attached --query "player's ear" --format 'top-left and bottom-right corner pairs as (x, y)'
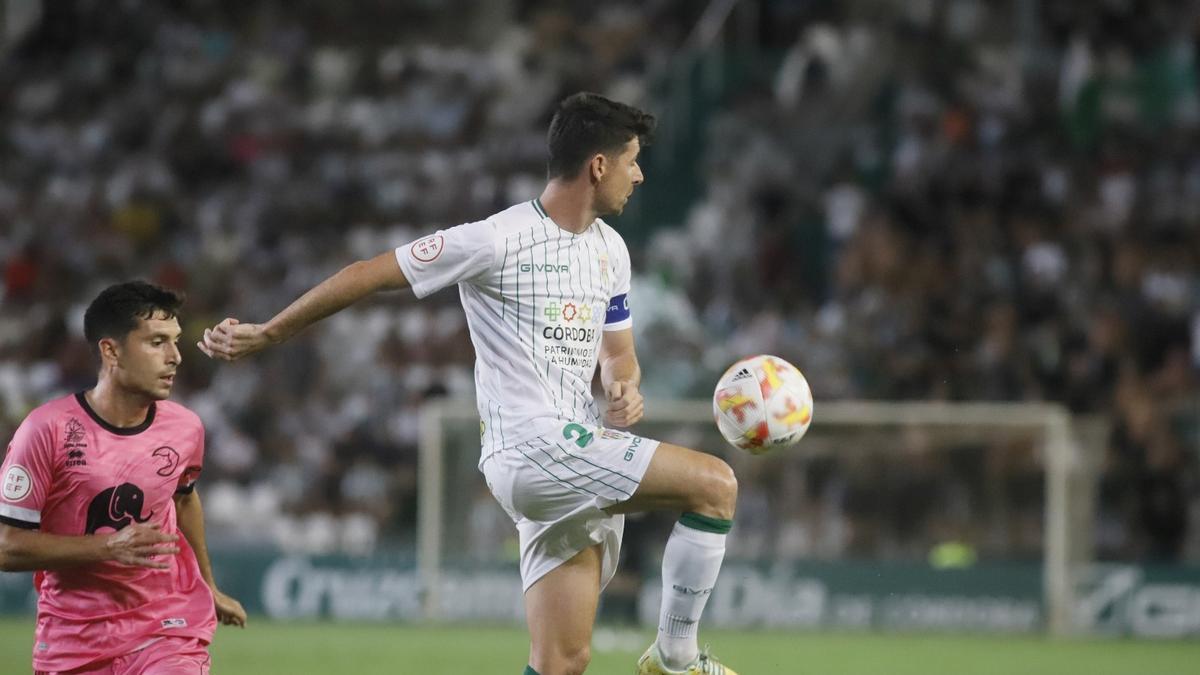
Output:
(588, 153), (607, 184)
(98, 336), (121, 365)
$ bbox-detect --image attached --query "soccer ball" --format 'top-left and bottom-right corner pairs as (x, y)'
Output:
(713, 355), (813, 454)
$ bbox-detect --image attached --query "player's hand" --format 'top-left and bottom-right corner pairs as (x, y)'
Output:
(604, 380), (644, 428)
(197, 318), (271, 361)
(104, 522), (179, 569)
(213, 589), (247, 628)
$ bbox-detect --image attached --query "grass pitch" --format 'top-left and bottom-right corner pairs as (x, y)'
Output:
(0, 617), (1197, 674)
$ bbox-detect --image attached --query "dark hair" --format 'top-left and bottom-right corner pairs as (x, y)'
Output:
(546, 92), (656, 179)
(83, 281), (185, 355)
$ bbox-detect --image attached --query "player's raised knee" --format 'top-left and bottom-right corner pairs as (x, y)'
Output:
(688, 453), (737, 520)
(712, 456), (738, 517)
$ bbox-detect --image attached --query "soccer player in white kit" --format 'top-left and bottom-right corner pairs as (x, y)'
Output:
(199, 93), (740, 675)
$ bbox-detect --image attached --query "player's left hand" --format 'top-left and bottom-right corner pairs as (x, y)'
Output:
(604, 380), (644, 428)
(213, 589), (247, 628)
(197, 318), (272, 361)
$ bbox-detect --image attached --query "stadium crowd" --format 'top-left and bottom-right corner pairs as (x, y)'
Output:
(1, 0), (1197, 564)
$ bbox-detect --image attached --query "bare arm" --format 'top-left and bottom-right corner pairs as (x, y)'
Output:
(598, 328), (644, 427)
(0, 522), (179, 572)
(174, 489), (246, 627)
(199, 251), (409, 360)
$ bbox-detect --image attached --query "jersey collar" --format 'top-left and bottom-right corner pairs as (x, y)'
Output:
(75, 391), (157, 436)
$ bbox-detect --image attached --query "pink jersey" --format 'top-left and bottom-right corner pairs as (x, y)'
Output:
(0, 393), (216, 672)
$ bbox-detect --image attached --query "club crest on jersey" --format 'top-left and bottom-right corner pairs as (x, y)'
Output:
(153, 446), (181, 476)
(63, 417), (88, 466)
(410, 234), (444, 263)
(64, 418), (86, 445)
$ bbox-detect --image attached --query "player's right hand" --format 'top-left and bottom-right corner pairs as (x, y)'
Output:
(197, 318), (271, 361)
(104, 522), (180, 569)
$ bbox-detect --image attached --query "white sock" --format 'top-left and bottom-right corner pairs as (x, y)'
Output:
(656, 519), (728, 670)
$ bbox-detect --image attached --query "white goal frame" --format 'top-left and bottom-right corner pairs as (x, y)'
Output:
(419, 399), (1092, 635)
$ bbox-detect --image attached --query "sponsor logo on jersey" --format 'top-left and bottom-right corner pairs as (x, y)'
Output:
(541, 299), (604, 367)
(2, 465), (32, 501)
(543, 325), (597, 342)
(161, 618), (188, 629)
(85, 483), (154, 534)
(543, 300), (604, 345)
(623, 436), (642, 461)
(519, 263), (570, 273)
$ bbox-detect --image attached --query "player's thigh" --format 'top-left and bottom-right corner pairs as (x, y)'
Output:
(603, 441), (736, 516)
(524, 543), (603, 666)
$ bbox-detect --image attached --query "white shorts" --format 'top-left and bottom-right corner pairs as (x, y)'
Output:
(480, 418), (659, 592)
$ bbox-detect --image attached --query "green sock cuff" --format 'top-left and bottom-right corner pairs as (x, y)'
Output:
(524, 667), (540, 675)
(680, 512), (733, 534)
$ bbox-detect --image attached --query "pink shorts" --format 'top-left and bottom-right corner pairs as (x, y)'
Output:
(37, 636), (211, 675)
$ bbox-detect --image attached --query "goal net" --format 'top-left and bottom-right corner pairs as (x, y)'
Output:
(418, 399), (1101, 635)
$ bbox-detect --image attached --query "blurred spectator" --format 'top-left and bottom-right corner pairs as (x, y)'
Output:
(0, 0), (1197, 564)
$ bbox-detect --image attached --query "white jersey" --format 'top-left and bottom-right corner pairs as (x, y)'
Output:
(396, 199), (634, 463)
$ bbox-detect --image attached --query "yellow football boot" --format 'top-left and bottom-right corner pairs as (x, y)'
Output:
(636, 643), (739, 675)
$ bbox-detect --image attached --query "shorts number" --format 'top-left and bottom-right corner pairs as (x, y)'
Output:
(563, 423), (594, 448)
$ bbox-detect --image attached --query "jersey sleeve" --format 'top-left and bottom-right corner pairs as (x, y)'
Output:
(604, 232), (633, 331)
(174, 422), (204, 495)
(0, 416), (56, 529)
(395, 220), (498, 299)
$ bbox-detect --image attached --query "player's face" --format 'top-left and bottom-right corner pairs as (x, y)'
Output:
(112, 311), (183, 400)
(595, 138), (643, 216)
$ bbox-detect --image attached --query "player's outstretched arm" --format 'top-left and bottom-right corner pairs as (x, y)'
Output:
(0, 522), (180, 572)
(174, 489), (247, 627)
(199, 251), (410, 360)
(599, 327), (644, 428)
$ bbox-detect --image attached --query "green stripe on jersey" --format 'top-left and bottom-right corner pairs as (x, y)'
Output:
(532, 198), (547, 218)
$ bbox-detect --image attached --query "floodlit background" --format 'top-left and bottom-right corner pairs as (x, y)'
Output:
(1, 1), (1199, 672)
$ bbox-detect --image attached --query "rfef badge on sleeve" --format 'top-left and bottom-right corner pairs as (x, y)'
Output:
(410, 234), (445, 262)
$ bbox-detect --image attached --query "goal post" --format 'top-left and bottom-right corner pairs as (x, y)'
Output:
(418, 398), (1104, 635)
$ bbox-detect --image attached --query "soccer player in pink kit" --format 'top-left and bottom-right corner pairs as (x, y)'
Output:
(0, 281), (246, 675)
